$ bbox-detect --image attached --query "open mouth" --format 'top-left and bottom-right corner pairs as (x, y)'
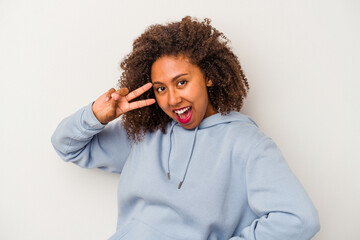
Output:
(173, 107), (192, 124)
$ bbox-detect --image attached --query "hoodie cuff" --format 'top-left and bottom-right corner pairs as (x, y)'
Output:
(81, 102), (107, 130)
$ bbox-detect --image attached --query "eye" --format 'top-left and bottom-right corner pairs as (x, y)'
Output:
(177, 80), (187, 86)
(156, 86), (166, 93)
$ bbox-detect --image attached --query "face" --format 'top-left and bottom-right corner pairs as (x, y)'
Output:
(151, 55), (217, 129)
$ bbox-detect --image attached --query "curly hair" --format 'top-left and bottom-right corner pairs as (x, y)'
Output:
(118, 16), (249, 142)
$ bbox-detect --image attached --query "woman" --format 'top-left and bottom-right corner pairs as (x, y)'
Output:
(51, 16), (320, 240)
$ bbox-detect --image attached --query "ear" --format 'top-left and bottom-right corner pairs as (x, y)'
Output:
(206, 79), (213, 87)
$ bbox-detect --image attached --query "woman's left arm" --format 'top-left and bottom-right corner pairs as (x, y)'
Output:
(231, 138), (320, 240)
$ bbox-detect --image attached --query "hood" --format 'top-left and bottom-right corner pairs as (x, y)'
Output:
(165, 111), (257, 189)
(198, 111), (258, 129)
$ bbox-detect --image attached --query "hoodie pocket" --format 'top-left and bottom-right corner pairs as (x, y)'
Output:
(109, 218), (177, 240)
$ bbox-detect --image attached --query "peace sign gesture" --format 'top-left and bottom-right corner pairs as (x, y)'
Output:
(92, 83), (155, 124)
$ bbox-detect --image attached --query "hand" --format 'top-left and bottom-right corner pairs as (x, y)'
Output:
(92, 83), (156, 124)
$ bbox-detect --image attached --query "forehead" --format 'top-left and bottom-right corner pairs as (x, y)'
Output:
(151, 55), (198, 82)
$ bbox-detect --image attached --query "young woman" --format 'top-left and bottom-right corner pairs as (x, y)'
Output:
(51, 16), (320, 240)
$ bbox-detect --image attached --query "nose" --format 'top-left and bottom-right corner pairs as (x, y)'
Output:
(168, 89), (181, 106)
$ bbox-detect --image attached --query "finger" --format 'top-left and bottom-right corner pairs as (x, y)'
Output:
(116, 88), (129, 96)
(111, 88), (129, 101)
(105, 88), (116, 102)
(128, 98), (156, 111)
(111, 92), (120, 101)
(125, 83), (153, 102)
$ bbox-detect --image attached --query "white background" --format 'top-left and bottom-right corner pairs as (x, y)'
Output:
(0, 0), (359, 239)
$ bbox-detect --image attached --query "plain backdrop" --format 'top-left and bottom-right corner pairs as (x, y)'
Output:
(0, 0), (359, 239)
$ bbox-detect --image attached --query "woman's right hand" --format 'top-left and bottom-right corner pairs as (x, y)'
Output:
(92, 83), (156, 124)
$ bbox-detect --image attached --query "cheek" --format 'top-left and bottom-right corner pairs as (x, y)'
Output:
(193, 85), (209, 101)
(155, 95), (168, 111)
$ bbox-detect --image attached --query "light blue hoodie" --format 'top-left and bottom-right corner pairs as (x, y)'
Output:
(51, 103), (320, 240)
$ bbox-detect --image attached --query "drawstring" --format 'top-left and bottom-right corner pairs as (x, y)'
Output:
(166, 122), (199, 189)
(178, 126), (198, 189)
(167, 122), (176, 180)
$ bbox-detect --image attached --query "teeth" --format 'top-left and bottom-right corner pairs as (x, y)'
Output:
(174, 107), (190, 114)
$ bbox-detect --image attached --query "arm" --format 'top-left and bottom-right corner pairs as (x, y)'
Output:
(51, 103), (130, 173)
(231, 138), (320, 240)
(51, 83), (155, 173)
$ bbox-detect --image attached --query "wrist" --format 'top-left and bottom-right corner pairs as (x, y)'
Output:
(91, 102), (108, 125)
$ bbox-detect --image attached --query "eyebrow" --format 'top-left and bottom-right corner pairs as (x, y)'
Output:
(152, 73), (188, 85)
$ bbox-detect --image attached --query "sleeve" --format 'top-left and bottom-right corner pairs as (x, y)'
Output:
(230, 138), (320, 240)
(51, 102), (132, 173)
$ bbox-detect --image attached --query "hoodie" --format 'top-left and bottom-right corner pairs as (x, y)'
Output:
(51, 103), (320, 240)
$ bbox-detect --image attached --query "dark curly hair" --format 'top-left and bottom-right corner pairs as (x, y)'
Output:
(118, 16), (249, 142)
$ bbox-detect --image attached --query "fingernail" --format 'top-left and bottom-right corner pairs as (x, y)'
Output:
(105, 97), (109, 101)
(113, 94), (119, 100)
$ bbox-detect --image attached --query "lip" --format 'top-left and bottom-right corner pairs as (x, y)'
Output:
(173, 107), (192, 124)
